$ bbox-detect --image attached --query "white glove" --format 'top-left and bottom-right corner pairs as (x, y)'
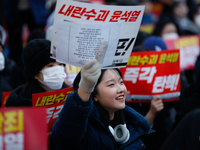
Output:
(79, 59), (101, 93)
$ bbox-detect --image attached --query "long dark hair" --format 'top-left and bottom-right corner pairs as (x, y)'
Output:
(73, 68), (125, 128)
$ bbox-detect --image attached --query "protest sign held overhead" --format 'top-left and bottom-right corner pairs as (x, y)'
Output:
(51, 0), (145, 68)
(120, 49), (180, 103)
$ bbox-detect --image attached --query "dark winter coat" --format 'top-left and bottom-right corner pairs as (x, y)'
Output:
(52, 91), (152, 150)
(5, 85), (33, 107)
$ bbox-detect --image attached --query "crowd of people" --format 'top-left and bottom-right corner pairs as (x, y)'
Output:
(0, 0), (200, 150)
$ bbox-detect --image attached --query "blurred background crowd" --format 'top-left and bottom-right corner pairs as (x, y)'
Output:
(0, 0), (200, 150)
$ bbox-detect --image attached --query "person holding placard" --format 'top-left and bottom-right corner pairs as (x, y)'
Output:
(6, 39), (70, 107)
(52, 59), (153, 149)
(5, 39), (70, 150)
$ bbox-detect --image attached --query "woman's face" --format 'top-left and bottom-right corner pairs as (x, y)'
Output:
(94, 69), (127, 116)
(161, 23), (177, 35)
(34, 62), (64, 81)
(161, 23), (179, 40)
(173, 2), (188, 19)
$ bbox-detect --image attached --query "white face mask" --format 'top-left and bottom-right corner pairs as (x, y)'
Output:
(0, 52), (5, 71)
(162, 32), (179, 40)
(38, 65), (67, 90)
(194, 14), (200, 27)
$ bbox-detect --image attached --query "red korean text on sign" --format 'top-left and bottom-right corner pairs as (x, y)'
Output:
(94, 10), (110, 21)
(84, 9), (97, 20)
(71, 7), (87, 19)
(109, 10), (141, 22)
(58, 4), (142, 22)
(58, 5), (98, 20)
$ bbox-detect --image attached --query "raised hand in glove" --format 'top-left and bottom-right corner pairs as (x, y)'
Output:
(79, 59), (101, 93)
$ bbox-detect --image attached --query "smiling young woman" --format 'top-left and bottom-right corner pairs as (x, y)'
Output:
(52, 59), (153, 150)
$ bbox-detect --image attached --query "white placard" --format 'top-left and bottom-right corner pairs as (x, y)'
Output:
(51, 0), (145, 68)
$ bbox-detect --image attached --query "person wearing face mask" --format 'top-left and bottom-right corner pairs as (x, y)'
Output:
(5, 39), (70, 150)
(52, 59), (153, 150)
(152, 17), (183, 40)
(5, 39), (70, 107)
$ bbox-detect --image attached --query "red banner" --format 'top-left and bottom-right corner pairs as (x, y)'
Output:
(32, 87), (74, 135)
(120, 49), (180, 103)
(164, 35), (200, 70)
(0, 107), (47, 150)
(1, 92), (11, 108)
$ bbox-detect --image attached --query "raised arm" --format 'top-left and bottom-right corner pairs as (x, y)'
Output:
(145, 96), (164, 125)
(52, 59), (101, 149)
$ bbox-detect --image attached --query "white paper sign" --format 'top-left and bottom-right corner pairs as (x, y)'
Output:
(56, 21), (121, 67)
(51, 0), (145, 68)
